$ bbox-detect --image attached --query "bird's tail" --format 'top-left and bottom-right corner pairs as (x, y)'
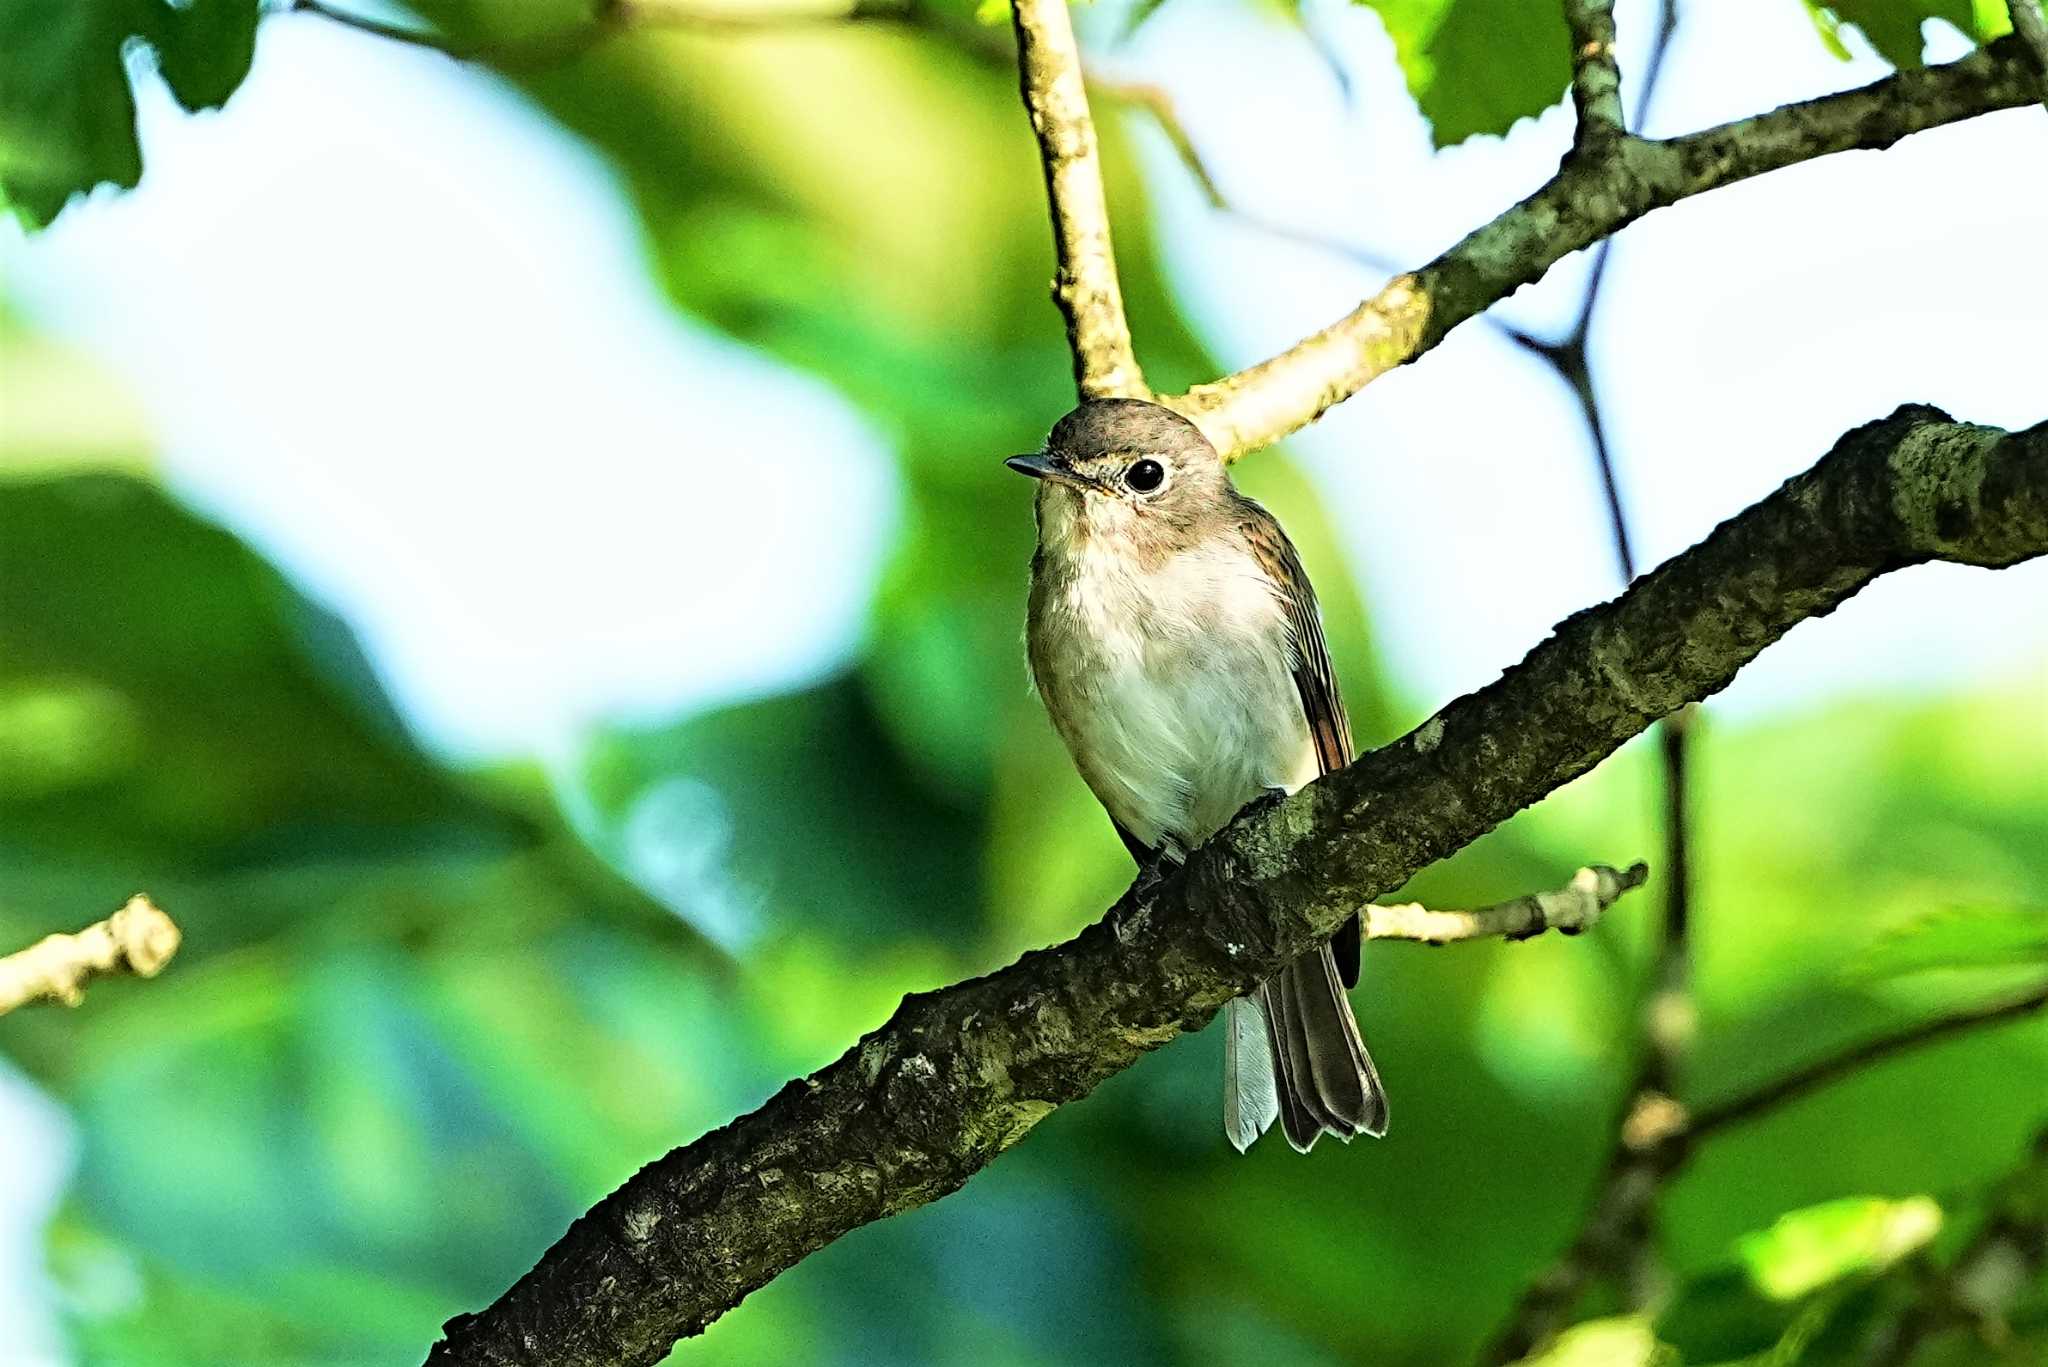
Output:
(1223, 944), (1387, 1153)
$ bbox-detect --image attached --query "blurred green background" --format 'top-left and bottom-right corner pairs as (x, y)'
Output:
(2, 1), (2045, 1364)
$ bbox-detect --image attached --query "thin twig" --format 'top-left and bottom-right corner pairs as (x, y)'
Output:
(290, 0), (917, 69)
(1009, 0), (1147, 400)
(0, 896), (182, 1015)
(1362, 863), (1648, 945)
(1689, 980), (2048, 1139)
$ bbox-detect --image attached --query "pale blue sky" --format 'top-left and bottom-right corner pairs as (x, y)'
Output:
(4, 1), (2046, 1352)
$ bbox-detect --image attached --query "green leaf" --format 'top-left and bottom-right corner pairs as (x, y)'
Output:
(0, 0), (260, 227)
(1736, 1195), (1943, 1300)
(1355, 0), (1570, 146)
(1803, 2), (1979, 67)
(1803, 1), (1857, 60)
(0, 1), (142, 226)
(1659, 1198), (1942, 1362)
(1848, 905), (2048, 979)
(148, 0), (262, 112)
(0, 470), (714, 1068)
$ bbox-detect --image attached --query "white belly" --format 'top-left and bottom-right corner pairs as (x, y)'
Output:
(1030, 541), (1318, 857)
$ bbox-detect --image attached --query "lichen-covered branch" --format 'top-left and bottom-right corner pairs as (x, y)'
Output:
(421, 409), (2048, 1366)
(1362, 862), (1646, 945)
(0, 896), (181, 1016)
(1164, 36), (2043, 460)
(1009, 0), (1147, 400)
(1565, 0), (1625, 144)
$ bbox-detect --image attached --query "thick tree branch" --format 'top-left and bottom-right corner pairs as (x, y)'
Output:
(1163, 36), (2044, 460)
(424, 409), (2048, 1365)
(0, 896), (180, 1015)
(1010, 0), (1146, 400)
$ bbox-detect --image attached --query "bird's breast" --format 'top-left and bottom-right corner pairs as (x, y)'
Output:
(1028, 541), (1316, 855)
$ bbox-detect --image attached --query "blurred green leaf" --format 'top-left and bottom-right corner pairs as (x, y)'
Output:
(0, 468), (740, 1360)
(578, 675), (987, 951)
(1738, 1195), (1942, 1300)
(0, 0), (260, 226)
(1516, 1315), (1665, 1367)
(1659, 1197), (1940, 1364)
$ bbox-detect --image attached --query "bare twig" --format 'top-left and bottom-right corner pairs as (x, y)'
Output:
(0, 896), (181, 1015)
(1162, 34), (2043, 460)
(1362, 862), (1647, 945)
(1009, 0), (1147, 400)
(424, 407), (2048, 1366)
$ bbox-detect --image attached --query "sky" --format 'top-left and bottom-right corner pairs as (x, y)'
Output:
(3, 0), (2045, 1355)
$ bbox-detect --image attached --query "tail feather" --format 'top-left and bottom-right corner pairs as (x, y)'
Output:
(1224, 945), (1388, 1152)
(1222, 998), (1279, 1153)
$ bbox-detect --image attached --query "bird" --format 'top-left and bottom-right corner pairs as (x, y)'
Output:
(1007, 396), (1387, 1152)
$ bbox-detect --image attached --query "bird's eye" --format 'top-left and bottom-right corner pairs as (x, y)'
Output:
(1124, 459), (1165, 493)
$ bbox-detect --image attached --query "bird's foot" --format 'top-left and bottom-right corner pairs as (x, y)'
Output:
(1131, 853), (1170, 900)
(1235, 785), (1292, 824)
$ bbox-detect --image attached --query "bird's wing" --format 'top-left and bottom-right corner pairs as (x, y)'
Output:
(1239, 502), (1361, 985)
(1238, 503), (1353, 776)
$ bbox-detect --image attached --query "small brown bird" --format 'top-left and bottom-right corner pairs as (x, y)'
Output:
(1008, 397), (1386, 1152)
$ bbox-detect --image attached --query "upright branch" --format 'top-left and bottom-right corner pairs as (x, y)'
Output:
(1010, 0), (1147, 401)
(1160, 34), (2043, 459)
(424, 408), (2048, 1367)
(0, 896), (181, 1015)
(1564, 0), (1625, 146)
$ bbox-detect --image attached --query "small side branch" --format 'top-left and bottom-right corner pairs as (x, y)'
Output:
(0, 896), (182, 1015)
(1362, 863), (1647, 945)
(1565, 0), (1625, 144)
(1010, 0), (1147, 400)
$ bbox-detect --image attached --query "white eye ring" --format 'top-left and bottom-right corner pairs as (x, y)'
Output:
(1124, 459), (1165, 493)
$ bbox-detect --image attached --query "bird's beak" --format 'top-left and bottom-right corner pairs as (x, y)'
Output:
(1006, 452), (1096, 492)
